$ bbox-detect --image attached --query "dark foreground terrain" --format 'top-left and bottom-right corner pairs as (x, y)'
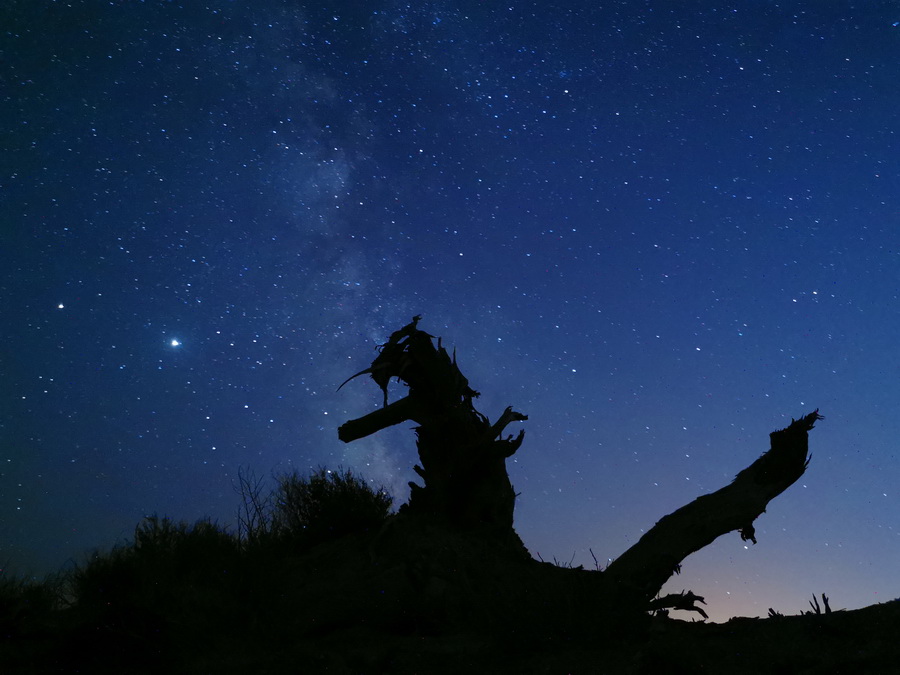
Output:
(3, 511), (899, 674)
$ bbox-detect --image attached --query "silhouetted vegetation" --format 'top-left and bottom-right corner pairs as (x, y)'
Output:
(0, 570), (67, 644)
(1, 468), (394, 673)
(234, 465), (392, 551)
(270, 466), (393, 545)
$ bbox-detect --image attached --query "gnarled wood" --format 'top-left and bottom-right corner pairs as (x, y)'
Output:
(605, 410), (823, 605)
(338, 316), (527, 530)
(337, 395), (424, 443)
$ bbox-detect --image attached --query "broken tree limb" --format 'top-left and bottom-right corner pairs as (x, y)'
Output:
(337, 395), (425, 443)
(604, 410), (823, 605)
(648, 590), (709, 619)
(489, 406), (529, 442)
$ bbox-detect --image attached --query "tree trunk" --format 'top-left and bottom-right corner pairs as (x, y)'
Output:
(337, 316), (527, 531)
(604, 410), (823, 609)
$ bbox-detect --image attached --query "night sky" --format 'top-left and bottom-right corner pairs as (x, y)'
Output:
(4, 1), (900, 623)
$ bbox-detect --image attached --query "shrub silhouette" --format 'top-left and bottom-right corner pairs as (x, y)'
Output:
(0, 571), (64, 639)
(269, 466), (393, 546)
(68, 467), (390, 627)
(45, 469), (392, 671)
(72, 515), (240, 606)
(67, 515), (243, 666)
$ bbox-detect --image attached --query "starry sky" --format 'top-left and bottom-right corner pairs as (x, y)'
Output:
(4, 1), (900, 622)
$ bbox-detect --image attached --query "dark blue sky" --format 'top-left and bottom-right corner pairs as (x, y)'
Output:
(3, 1), (900, 621)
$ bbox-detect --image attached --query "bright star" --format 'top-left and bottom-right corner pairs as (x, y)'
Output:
(170, 339), (181, 347)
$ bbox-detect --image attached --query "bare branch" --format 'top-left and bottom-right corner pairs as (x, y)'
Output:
(605, 410), (823, 605)
(234, 466), (271, 545)
(648, 590), (709, 619)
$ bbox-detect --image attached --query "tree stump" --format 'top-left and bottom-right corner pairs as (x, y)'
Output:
(338, 316), (527, 531)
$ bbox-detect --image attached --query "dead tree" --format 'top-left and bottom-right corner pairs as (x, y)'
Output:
(338, 316), (527, 530)
(338, 318), (822, 616)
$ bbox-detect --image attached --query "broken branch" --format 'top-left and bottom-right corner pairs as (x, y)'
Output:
(605, 410), (823, 605)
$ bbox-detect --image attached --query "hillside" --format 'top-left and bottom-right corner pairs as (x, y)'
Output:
(3, 511), (899, 673)
(4, 317), (897, 673)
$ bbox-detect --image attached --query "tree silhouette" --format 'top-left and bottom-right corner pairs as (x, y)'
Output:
(339, 316), (823, 616)
(339, 315), (527, 532)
